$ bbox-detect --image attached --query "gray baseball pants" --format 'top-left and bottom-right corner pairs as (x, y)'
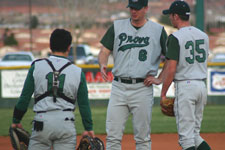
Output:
(106, 80), (154, 150)
(28, 110), (76, 150)
(174, 80), (207, 150)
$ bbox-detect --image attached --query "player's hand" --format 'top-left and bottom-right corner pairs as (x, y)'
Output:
(144, 76), (162, 86)
(82, 130), (95, 138)
(160, 96), (167, 107)
(100, 64), (108, 81)
(11, 123), (23, 129)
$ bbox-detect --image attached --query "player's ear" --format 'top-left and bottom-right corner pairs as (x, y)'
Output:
(143, 6), (149, 13)
(66, 45), (71, 53)
(173, 14), (179, 20)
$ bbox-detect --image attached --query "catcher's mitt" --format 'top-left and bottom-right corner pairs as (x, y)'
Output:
(9, 126), (30, 150)
(77, 135), (104, 150)
(160, 98), (175, 117)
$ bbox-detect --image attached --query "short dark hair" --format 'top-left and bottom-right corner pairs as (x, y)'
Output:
(178, 14), (189, 21)
(50, 29), (72, 52)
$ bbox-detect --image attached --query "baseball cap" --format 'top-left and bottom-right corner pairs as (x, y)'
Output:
(162, 0), (190, 16)
(127, 0), (148, 10)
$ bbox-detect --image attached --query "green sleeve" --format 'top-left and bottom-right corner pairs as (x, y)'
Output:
(77, 72), (93, 131)
(100, 24), (114, 51)
(13, 65), (35, 123)
(160, 27), (168, 56)
(166, 34), (180, 61)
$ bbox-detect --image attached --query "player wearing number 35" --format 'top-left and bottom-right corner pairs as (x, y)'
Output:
(148, 1), (211, 150)
(11, 29), (95, 150)
(98, 0), (167, 149)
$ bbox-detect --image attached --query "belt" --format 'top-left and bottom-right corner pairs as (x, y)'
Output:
(36, 109), (74, 114)
(174, 79), (206, 82)
(114, 76), (144, 84)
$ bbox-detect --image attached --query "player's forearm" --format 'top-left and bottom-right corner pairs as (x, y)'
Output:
(13, 107), (27, 123)
(98, 47), (110, 68)
(79, 105), (93, 131)
(77, 73), (93, 131)
(13, 66), (35, 123)
(161, 78), (173, 98)
(78, 101), (93, 131)
(144, 61), (168, 86)
(161, 60), (177, 97)
(157, 59), (168, 82)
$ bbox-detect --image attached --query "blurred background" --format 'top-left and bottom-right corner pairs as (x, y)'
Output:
(0, 2), (225, 148)
(0, 0), (224, 63)
(0, 0), (224, 105)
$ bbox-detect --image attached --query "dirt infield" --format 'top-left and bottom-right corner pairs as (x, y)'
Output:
(1, 133), (224, 150)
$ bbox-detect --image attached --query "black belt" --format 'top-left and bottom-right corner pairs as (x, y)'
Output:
(114, 76), (144, 84)
(36, 109), (74, 114)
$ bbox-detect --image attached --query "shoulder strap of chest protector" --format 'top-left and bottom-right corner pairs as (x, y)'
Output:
(34, 58), (75, 104)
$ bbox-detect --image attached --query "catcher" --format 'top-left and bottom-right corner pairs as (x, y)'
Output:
(11, 29), (95, 150)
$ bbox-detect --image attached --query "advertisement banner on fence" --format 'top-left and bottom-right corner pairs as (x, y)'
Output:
(0, 69), (175, 99)
(87, 83), (175, 99)
(208, 68), (225, 95)
(87, 83), (112, 99)
(4, 68), (224, 99)
(1, 70), (28, 98)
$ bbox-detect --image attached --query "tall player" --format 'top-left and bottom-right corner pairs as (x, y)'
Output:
(150, 1), (211, 150)
(98, 0), (167, 149)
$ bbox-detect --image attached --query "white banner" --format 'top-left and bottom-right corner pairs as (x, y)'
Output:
(1, 70), (28, 98)
(2, 68), (224, 99)
(87, 83), (112, 99)
(0, 69), (175, 99)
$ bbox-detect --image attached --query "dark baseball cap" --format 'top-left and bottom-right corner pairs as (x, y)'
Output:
(127, 0), (148, 10)
(162, 0), (190, 16)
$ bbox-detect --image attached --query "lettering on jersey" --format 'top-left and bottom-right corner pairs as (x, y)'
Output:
(118, 33), (150, 52)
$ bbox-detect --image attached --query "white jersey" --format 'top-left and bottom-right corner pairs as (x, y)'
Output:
(172, 26), (209, 80)
(113, 18), (164, 78)
(32, 56), (81, 111)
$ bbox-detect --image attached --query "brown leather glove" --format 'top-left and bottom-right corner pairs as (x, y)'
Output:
(160, 98), (175, 117)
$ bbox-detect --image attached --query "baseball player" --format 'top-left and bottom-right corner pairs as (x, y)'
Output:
(11, 29), (95, 150)
(98, 0), (167, 149)
(149, 1), (211, 150)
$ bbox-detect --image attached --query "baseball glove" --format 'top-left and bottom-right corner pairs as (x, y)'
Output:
(9, 126), (30, 150)
(160, 97), (175, 117)
(77, 135), (104, 150)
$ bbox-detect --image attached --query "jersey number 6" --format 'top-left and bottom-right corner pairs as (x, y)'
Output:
(138, 49), (147, 61)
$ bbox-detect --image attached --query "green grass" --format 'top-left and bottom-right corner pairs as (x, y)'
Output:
(1, 105), (225, 136)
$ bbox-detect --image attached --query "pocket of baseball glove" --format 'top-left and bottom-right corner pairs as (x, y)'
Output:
(160, 98), (175, 117)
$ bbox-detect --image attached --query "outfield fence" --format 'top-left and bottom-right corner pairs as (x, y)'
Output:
(0, 62), (225, 108)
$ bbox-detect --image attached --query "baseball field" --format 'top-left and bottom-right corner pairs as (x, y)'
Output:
(1, 105), (225, 150)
